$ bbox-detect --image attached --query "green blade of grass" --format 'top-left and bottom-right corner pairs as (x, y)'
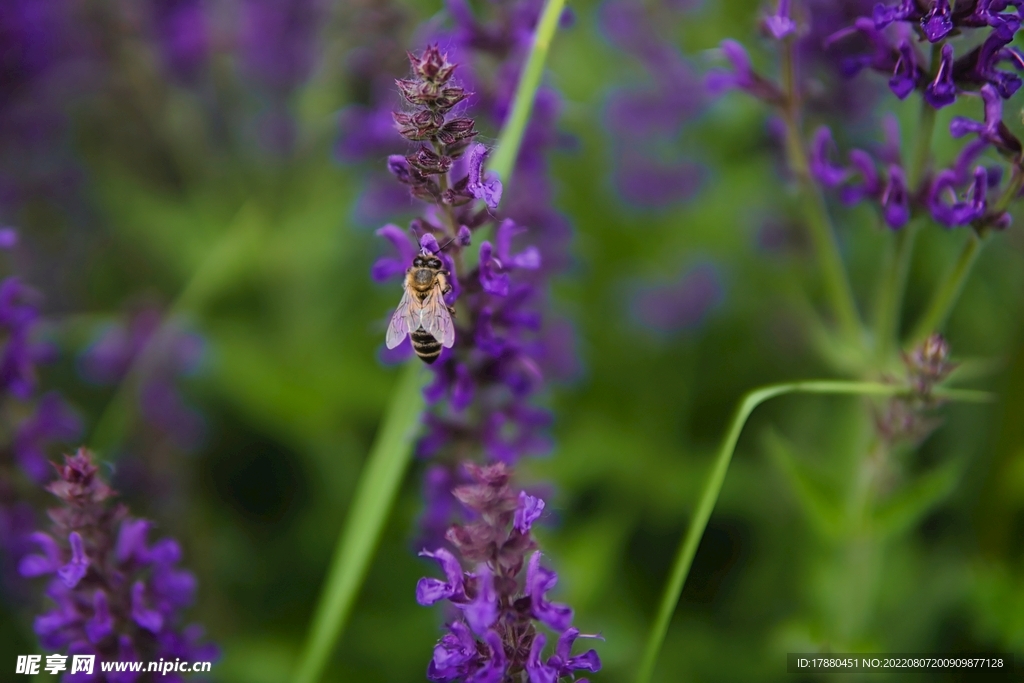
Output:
(293, 361), (426, 683)
(634, 380), (992, 683)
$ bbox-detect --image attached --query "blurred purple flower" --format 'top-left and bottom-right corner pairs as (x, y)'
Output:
(149, 0), (210, 82)
(632, 263), (725, 334)
(14, 392), (81, 484)
(239, 0), (321, 94)
(600, 0), (707, 207)
(78, 309), (206, 451)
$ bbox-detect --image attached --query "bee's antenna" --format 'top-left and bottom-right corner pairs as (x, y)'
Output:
(436, 235), (458, 253)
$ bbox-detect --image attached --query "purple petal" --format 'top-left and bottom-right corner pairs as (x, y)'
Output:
(467, 144), (503, 210)
(513, 491), (545, 533)
(461, 565), (498, 635)
(57, 532), (88, 588)
(116, 519), (151, 564)
(86, 591), (113, 643)
(131, 581), (164, 633)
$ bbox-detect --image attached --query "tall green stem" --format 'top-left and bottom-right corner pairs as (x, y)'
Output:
(292, 4), (568, 681)
(779, 41), (862, 342)
(293, 362), (426, 683)
(873, 100), (936, 364)
(907, 233), (982, 344)
(487, 0), (566, 181)
(633, 380), (991, 683)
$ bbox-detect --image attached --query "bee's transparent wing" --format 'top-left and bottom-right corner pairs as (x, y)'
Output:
(386, 289), (417, 349)
(421, 283), (455, 348)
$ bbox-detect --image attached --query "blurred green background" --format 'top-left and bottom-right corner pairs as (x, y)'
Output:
(4, 0), (1024, 681)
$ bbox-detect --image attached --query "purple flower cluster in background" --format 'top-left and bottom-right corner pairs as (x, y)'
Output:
(0, 234), (81, 484)
(147, 0), (210, 84)
(630, 262), (725, 335)
(416, 462), (600, 683)
(708, 0), (1024, 234)
(599, 0), (705, 208)
(19, 449), (216, 682)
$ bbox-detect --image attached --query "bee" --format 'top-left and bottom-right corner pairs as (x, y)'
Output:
(386, 251), (455, 364)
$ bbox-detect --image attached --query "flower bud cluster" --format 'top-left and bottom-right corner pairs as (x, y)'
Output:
(389, 46), (482, 205)
(19, 448), (216, 678)
(416, 462), (600, 683)
(877, 334), (956, 442)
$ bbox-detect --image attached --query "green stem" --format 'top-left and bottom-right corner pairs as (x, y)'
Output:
(779, 41), (862, 342)
(633, 380), (991, 683)
(874, 52), (938, 364)
(873, 224), (917, 365)
(292, 4), (568, 681)
(907, 233), (983, 344)
(88, 201), (263, 454)
(293, 362), (426, 683)
(487, 0), (566, 182)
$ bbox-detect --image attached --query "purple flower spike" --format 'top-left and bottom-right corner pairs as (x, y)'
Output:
(881, 165), (911, 229)
(23, 450), (215, 665)
(57, 531), (88, 588)
(514, 491), (545, 534)
(925, 44), (957, 108)
(921, 0), (953, 42)
(417, 548), (466, 605)
(763, 0), (797, 39)
(467, 144), (503, 210)
(373, 224), (417, 282)
(525, 552), (573, 631)
(462, 565), (498, 635)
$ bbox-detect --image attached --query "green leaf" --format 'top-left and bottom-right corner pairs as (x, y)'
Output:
(872, 457), (965, 538)
(762, 428), (844, 539)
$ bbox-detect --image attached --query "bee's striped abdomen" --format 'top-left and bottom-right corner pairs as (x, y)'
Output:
(410, 327), (442, 364)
